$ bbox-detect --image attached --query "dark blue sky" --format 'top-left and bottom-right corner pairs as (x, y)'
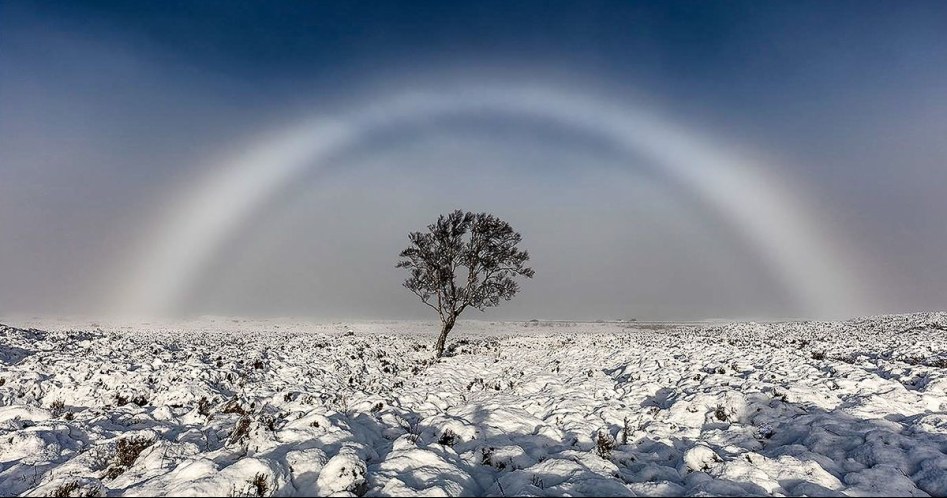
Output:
(11, 2), (947, 105)
(2, 1), (946, 319)
(7, 1), (946, 185)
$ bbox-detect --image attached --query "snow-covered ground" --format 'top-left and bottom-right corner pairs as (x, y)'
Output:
(2, 314), (947, 497)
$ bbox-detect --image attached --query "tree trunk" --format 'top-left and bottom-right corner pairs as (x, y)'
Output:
(433, 319), (455, 359)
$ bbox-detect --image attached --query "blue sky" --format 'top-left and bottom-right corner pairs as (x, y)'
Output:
(2, 1), (946, 319)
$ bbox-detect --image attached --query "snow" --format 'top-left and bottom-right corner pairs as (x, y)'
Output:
(1, 314), (947, 496)
(682, 444), (719, 473)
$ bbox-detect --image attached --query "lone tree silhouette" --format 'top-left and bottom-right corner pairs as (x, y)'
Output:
(397, 210), (534, 358)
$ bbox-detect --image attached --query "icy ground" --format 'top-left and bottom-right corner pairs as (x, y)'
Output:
(2, 315), (947, 497)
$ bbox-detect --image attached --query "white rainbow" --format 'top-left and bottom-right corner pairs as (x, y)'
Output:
(112, 84), (863, 318)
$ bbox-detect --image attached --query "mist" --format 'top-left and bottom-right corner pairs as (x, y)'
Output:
(3, 1), (947, 321)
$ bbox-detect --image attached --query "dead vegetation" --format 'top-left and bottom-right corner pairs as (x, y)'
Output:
(228, 416), (252, 445)
(50, 399), (66, 418)
(104, 436), (154, 479)
(595, 430), (615, 459)
(247, 472), (269, 497)
(437, 428), (458, 446)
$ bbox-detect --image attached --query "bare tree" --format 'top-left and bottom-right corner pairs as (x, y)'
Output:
(397, 210), (534, 358)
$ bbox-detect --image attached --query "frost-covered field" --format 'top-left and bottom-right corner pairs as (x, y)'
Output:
(2, 314), (947, 497)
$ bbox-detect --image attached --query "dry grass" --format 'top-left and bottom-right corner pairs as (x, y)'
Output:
(52, 481), (80, 497)
(104, 436), (154, 480)
(595, 431), (615, 459)
(228, 416), (251, 445)
(51, 481), (103, 497)
(50, 399), (66, 418)
(437, 428), (458, 447)
(247, 472), (269, 497)
(222, 398), (248, 416)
